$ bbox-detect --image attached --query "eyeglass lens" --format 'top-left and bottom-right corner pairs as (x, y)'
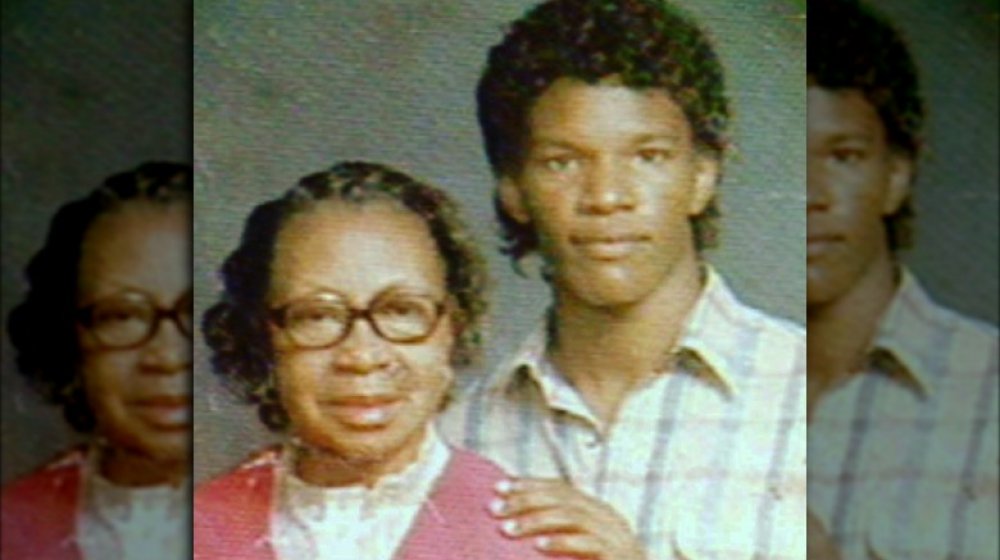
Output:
(282, 293), (441, 348)
(83, 293), (192, 348)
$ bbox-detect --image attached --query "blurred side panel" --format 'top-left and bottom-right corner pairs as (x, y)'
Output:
(807, 1), (997, 558)
(2, 0), (190, 484)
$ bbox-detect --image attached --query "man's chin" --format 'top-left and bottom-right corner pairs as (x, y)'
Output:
(807, 272), (851, 309)
(563, 271), (657, 310)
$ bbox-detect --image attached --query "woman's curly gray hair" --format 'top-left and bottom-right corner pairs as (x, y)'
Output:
(202, 161), (489, 431)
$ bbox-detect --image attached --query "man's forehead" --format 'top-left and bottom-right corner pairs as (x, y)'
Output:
(808, 86), (885, 136)
(526, 80), (694, 140)
(529, 131), (685, 146)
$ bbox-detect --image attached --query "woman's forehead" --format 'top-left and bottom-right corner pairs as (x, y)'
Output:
(270, 201), (446, 303)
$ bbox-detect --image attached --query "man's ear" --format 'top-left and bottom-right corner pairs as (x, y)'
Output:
(688, 155), (719, 216)
(882, 154), (913, 215)
(498, 177), (530, 224)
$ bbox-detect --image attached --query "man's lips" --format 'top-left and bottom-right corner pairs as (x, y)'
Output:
(570, 232), (650, 260)
(807, 234), (842, 259)
(322, 395), (405, 429)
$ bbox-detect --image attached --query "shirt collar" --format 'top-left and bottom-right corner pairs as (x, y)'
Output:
(488, 266), (747, 400)
(280, 427), (451, 517)
(866, 268), (939, 398)
(83, 445), (189, 524)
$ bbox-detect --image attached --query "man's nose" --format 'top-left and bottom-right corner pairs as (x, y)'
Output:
(807, 156), (831, 211)
(578, 158), (636, 215)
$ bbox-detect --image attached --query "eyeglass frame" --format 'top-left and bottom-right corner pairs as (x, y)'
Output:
(76, 290), (193, 350)
(268, 291), (449, 350)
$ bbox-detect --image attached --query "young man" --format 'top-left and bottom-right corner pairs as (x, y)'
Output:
(440, 1), (806, 558)
(807, 1), (998, 558)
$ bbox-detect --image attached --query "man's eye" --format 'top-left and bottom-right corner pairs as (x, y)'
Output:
(541, 155), (579, 172)
(636, 148), (672, 164)
(830, 148), (865, 163)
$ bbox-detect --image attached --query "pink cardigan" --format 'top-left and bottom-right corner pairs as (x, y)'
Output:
(1, 448), (86, 560)
(195, 447), (554, 560)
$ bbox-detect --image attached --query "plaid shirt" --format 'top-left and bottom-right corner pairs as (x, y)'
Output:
(809, 270), (999, 559)
(440, 268), (807, 559)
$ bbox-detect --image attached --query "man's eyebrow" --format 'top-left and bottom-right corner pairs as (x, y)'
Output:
(632, 133), (683, 145)
(817, 131), (876, 144)
(528, 138), (582, 151)
(530, 133), (683, 150)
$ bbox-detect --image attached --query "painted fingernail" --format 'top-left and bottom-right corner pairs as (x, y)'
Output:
(535, 536), (551, 550)
(489, 498), (507, 516)
(501, 519), (520, 536)
(495, 479), (515, 495)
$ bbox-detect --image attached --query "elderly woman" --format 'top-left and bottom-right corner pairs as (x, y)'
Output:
(195, 162), (552, 560)
(2, 163), (192, 559)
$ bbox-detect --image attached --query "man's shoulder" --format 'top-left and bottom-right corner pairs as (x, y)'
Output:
(700, 270), (805, 345)
(894, 274), (998, 368)
(930, 302), (998, 345)
(926, 304), (998, 391)
(699, 275), (805, 375)
(728, 298), (805, 342)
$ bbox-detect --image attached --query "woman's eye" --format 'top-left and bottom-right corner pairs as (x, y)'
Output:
(304, 311), (329, 322)
(94, 307), (143, 325)
(380, 300), (437, 321)
(293, 307), (343, 324)
(380, 302), (418, 317)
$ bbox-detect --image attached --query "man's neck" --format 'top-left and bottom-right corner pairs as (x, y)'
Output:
(548, 254), (704, 426)
(807, 255), (898, 417)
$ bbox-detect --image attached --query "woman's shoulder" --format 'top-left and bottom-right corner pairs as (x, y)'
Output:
(1, 446), (86, 559)
(195, 445), (281, 505)
(194, 446), (280, 559)
(447, 446), (506, 476)
(2, 445), (87, 505)
(407, 446), (553, 560)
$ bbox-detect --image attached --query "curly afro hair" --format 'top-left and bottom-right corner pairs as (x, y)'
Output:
(201, 161), (488, 432)
(808, 0), (924, 250)
(6, 162), (192, 432)
(477, 0), (730, 262)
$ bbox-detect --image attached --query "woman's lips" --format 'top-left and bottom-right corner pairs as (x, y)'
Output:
(131, 396), (190, 429)
(323, 397), (404, 429)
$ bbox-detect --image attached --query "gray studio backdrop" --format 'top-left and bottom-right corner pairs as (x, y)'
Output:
(193, 0), (997, 482)
(875, 0), (998, 324)
(1, 0), (190, 482)
(192, 0), (808, 482)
